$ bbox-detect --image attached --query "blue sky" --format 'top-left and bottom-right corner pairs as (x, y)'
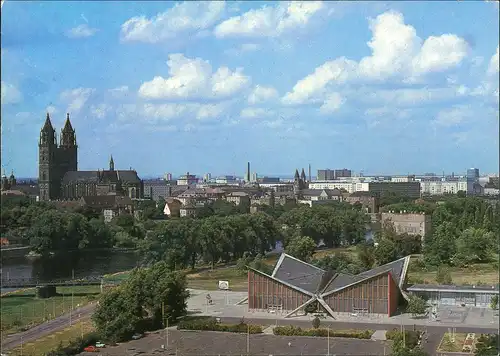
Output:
(1, 1), (499, 178)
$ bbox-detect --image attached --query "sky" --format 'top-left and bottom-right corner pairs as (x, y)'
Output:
(1, 1), (499, 178)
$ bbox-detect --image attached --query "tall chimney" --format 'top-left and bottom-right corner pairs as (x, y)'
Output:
(308, 164), (311, 182)
(247, 162), (251, 182)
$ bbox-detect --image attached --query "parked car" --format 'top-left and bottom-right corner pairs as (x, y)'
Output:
(95, 342), (105, 348)
(83, 345), (98, 352)
(132, 333), (143, 340)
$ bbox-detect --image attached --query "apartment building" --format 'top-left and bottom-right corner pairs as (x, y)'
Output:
(381, 212), (432, 238)
(420, 179), (470, 196)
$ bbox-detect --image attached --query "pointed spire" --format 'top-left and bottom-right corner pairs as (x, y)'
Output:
(294, 169), (300, 180)
(42, 113), (54, 131)
(109, 155), (115, 171)
(62, 113), (73, 132)
(300, 168), (307, 181)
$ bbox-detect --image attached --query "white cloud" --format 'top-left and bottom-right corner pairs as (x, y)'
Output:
(362, 87), (466, 107)
(90, 104), (112, 119)
(224, 43), (261, 56)
(488, 45), (499, 75)
(434, 106), (473, 127)
(108, 86), (129, 98)
(319, 92), (345, 114)
(1, 80), (23, 105)
(240, 107), (275, 119)
(60, 88), (95, 113)
(196, 103), (226, 120)
(214, 1), (324, 38)
(1, 81), (22, 105)
(138, 54), (250, 100)
(121, 1), (225, 43)
(46, 105), (58, 115)
(282, 11), (469, 107)
(65, 24), (99, 39)
(248, 85), (278, 104)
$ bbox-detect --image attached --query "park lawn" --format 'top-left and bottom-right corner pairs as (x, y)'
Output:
(8, 319), (95, 356)
(0, 285), (100, 335)
(408, 260), (499, 285)
(436, 332), (468, 353)
(187, 268), (248, 291)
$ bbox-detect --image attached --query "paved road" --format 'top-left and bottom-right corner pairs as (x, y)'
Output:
(0, 303), (97, 352)
(218, 317), (498, 355)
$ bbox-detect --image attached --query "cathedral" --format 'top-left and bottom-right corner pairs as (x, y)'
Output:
(38, 113), (143, 201)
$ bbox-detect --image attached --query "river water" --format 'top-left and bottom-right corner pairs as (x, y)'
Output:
(1, 250), (141, 293)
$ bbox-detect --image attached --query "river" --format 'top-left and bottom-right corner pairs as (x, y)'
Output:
(1, 250), (141, 293)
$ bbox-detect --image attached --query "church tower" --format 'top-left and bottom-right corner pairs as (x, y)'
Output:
(59, 113), (78, 172)
(39, 113), (58, 201)
(109, 155), (115, 171)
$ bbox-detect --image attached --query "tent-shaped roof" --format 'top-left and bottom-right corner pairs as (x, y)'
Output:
(265, 253), (410, 297)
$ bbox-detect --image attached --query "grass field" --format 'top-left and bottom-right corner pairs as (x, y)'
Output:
(187, 248), (357, 291)
(7, 319), (95, 356)
(436, 332), (468, 353)
(0, 286), (100, 335)
(408, 257), (499, 285)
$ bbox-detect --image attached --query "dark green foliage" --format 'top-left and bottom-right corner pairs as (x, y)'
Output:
(273, 325), (373, 339)
(435, 266), (453, 285)
(474, 334), (499, 356)
(285, 235), (317, 262)
(236, 253), (272, 275)
(177, 317), (262, 334)
(311, 316), (321, 329)
(386, 329), (422, 349)
(406, 295), (428, 317)
(312, 252), (363, 275)
(45, 332), (99, 356)
(92, 261), (189, 342)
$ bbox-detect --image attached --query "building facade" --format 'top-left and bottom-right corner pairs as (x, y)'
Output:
(38, 113), (143, 201)
(244, 253), (410, 318)
(407, 284), (499, 308)
(381, 212), (432, 238)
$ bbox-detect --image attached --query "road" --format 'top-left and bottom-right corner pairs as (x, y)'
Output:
(0, 303), (97, 352)
(2, 303), (498, 354)
(218, 317), (498, 355)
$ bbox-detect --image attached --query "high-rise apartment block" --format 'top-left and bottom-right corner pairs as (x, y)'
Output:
(317, 168), (352, 180)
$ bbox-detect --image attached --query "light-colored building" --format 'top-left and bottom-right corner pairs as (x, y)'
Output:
(420, 179), (470, 196)
(225, 191), (250, 205)
(215, 175), (238, 184)
(250, 172), (258, 183)
(177, 173), (198, 186)
(308, 181), (359, 193)
(180, 204), (197, 218)
(391, 175), (415, 183)
(163, 198), (182, 217)
(259, 183), (295, 192)
(301, 188), (343, 201)
(381, 212), (432, 238)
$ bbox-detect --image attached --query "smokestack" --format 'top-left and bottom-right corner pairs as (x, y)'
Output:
(247, 162), (250, 182)
(308, 164), (311, 182)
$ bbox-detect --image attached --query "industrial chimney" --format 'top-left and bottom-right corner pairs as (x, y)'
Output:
(247, 162), (251, 182)
(308, 164), (311, 182)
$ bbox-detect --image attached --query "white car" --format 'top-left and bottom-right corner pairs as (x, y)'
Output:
(95, 342), (105, 348)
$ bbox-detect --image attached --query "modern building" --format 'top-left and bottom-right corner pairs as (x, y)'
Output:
(216, 175), (238, 184)
(367, 182), (421, 199)
(143, 179), (172, 201)
(164, 173), (173, 181)
(243, 253), (411, 318)
(177, 173), (198, 186)
(381, 212), (432, 238)
(407, 284), (499, 308)
(317, 169), (352, 181)
(420, 179), (470, 196)
(467, 168), (480, 182)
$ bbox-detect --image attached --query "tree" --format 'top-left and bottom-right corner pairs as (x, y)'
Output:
(454, 228), (494, 267)
(356, 243), (375, 270)
(436, 266), (453, 285)
(474, 334), (499, 356)
(490, 295), (498, 310)
(406, 295), (427, 317)
(285, 235), (316, 262)
(373, 238), (397, 266)
(312, 316), (321, 329)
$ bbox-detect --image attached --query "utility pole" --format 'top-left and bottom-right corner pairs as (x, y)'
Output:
(70, 269), (75, 326)
(327, 326), (330, 356)
(246, 324), (250, 355)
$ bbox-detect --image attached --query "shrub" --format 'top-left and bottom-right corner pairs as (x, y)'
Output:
(312, 316), (321, 329)
(385, 329), (421, 349)
(177, 317), (262, 334)
(45, 332), (100, 356)
(273, 325), (372, 339)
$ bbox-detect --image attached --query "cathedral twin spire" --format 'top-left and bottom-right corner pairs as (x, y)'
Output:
(41, 112), (77, 147)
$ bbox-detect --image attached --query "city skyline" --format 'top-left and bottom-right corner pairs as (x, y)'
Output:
(1, 1), (499, 177)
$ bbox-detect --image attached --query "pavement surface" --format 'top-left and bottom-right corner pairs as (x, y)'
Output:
(0, 303), (96, 352)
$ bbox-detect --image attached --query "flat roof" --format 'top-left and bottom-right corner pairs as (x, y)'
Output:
(408, 284), (499, 293)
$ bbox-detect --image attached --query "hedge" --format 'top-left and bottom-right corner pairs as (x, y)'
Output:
(45, 332), (100, 356)
(177, 317), (262, 334)
(273, 325), (373, 339)
(386, 328), (421, 349)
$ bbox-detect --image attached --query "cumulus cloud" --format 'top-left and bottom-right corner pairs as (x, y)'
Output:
(1, 81), (22, 105)
(60, 88), (95, 113)
(65, 24), (99, 38)
(121, 1), (225, 43)
(282, 11), (470, 106)
(90, 104), (112, 119)
(434, 106), (473, 127)
(214, 1), (324, 38)
(488, 45), (499, 75)
(240, 107), (275, 119)
(319, 92), (345, 114)
(108, 86), (129, 98)
(138, 53), (250, 100)
(248, 85), (278, 104)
